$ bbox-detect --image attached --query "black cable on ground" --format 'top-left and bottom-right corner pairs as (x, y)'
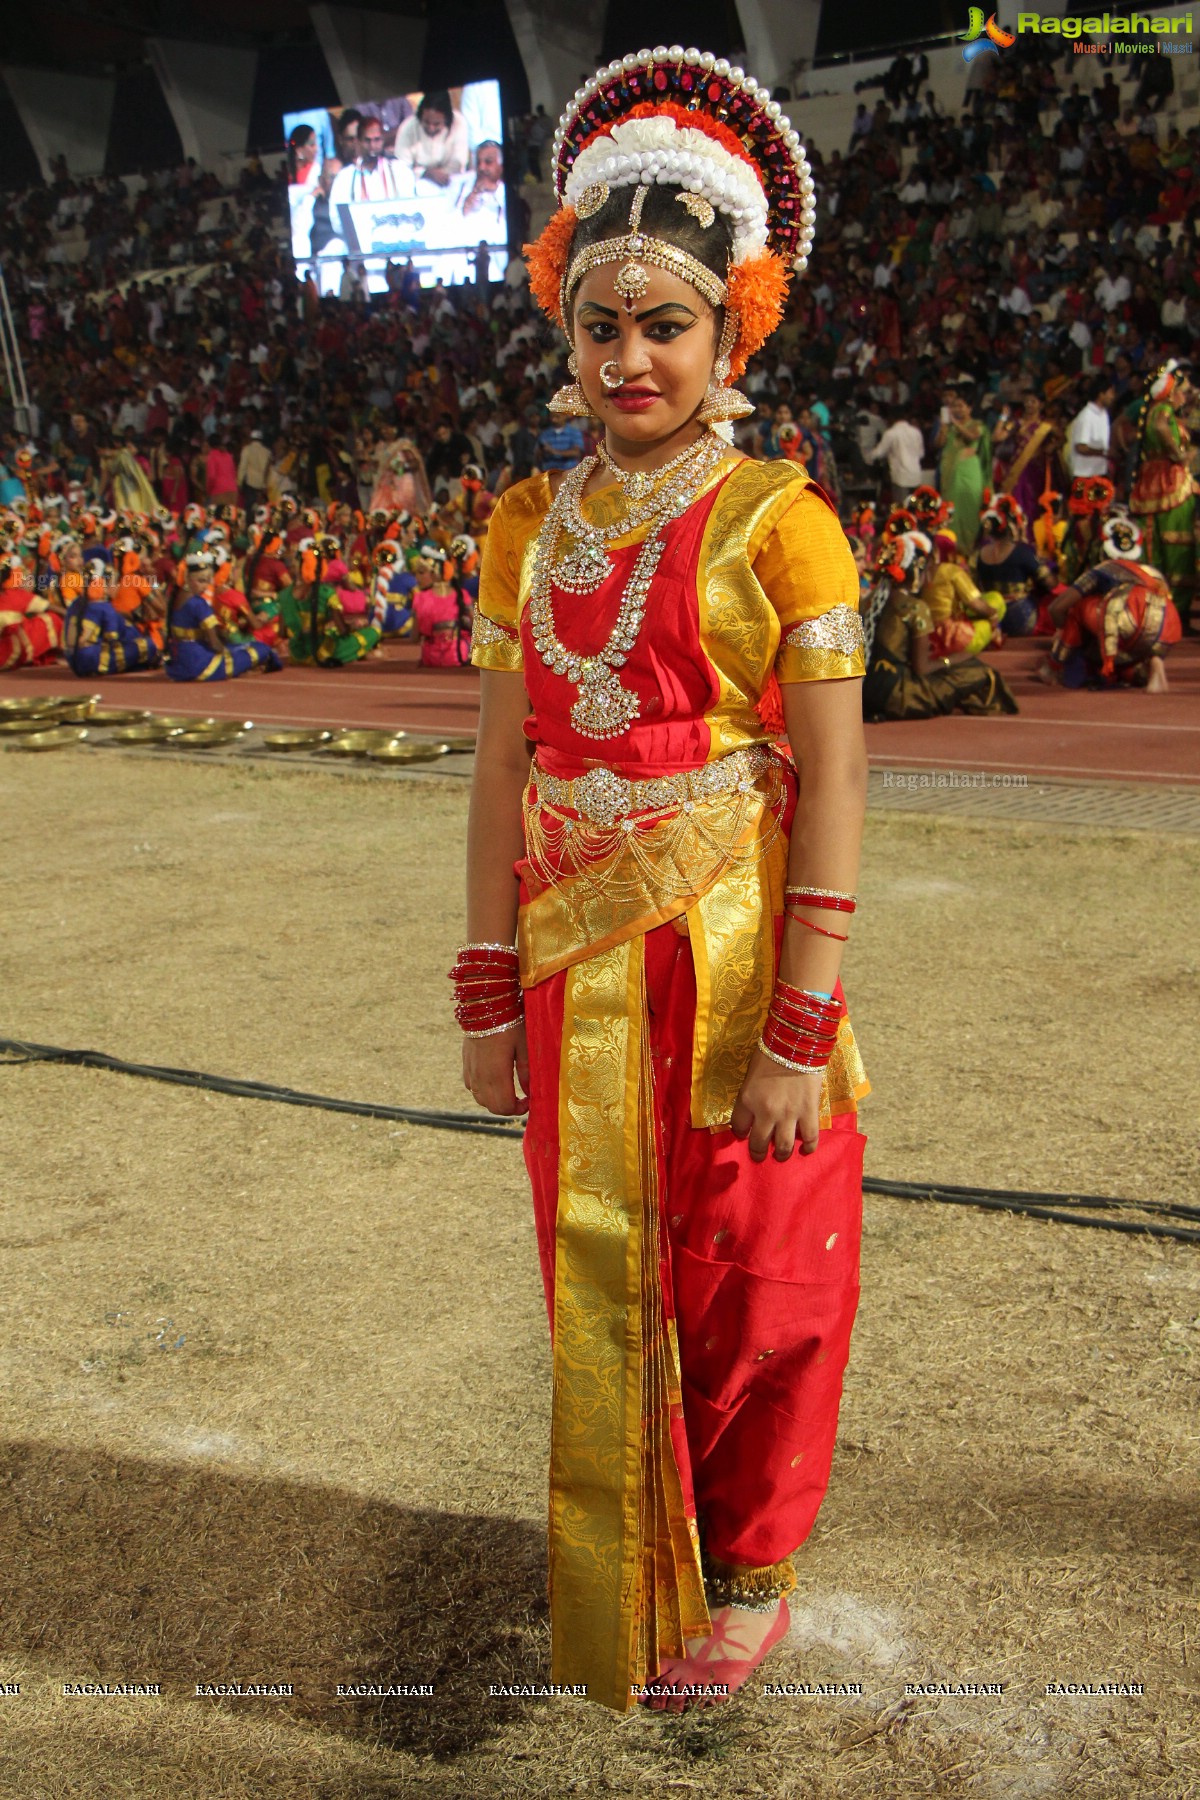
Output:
(3, 1036), (1197, 1243)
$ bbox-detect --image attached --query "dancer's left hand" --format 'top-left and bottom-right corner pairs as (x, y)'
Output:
(730, 1052), (823, 1162)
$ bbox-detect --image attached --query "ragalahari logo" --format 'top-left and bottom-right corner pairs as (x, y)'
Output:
(961, 8), (1017, 58)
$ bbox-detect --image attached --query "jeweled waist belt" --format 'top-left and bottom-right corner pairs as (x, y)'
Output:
(530, 743), (776, 829)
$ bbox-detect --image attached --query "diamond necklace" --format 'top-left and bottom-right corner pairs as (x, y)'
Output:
(528, 437), (728, 740)
(596, 434), (714, 503)
(555, 433), (720, 596)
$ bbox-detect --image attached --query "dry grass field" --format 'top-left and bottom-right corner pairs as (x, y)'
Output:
(0, 749), (1197, 1800)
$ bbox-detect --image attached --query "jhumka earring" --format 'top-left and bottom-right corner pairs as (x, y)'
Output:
(549, 347), (591, 417)
(697, 308), (755, 441)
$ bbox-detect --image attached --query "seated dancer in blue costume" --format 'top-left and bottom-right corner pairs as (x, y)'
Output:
(63, 558), (162, 677)
(165, 550), (282, 681)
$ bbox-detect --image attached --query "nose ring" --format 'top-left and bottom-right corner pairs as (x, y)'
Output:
(599, 359), (624, 391)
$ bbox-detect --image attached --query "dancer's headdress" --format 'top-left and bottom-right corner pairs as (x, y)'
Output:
(527, 46), (815, 387)
(1068, 475), (1115, 517)
(1148, 358), (1188, 402)
(906, 485), (951, 532)
(874, 528), (931, 585)
(979, 494), (1025, 538)
(1101, 513), (1142, 561)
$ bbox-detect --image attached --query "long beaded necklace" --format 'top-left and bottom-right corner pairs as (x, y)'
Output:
(528, 435), (728, 740)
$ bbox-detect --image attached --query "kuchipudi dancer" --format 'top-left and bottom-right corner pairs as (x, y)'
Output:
(459, 47), (872, 1715)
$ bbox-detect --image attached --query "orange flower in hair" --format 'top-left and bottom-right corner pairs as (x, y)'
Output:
(726, 253), (788, 380)
(525, 205), (579, 330)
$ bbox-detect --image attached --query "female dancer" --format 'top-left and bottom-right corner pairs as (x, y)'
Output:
(1130, 360), (1198, 633)
(861, 530), (1018, 719)
(1037, 513), (1181, 691)
(974, 496), (1054, 636)
(459, 48), (871, 1714)
(62, 558), (161, 676)
(165, 551), (282, 681)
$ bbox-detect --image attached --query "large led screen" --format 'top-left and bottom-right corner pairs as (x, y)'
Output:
(283, 80), (506, 293)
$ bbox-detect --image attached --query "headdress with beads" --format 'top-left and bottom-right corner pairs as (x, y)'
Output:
(527, 45), (815, 384)
(1101, 512), (1142, 562)
(979, 494), (1025, 539)
(906, 485), (951, 532)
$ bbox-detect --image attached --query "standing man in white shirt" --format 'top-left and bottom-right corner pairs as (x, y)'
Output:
(867, 405), (926, 503)
(1066, 375), (1116, 478)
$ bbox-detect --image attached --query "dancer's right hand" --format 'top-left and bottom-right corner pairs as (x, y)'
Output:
(463, 1022), (530, 1116)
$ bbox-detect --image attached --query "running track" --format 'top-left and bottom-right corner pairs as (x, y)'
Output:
(3, 637), (1198, 785)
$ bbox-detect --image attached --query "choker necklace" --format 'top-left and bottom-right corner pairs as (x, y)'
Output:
(528, 437), (728, 739)
(555, 433), (721, 595)
(596, 435), (711, 503)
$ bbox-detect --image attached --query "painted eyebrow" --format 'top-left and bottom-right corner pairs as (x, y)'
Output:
(576, 301), (699, 321)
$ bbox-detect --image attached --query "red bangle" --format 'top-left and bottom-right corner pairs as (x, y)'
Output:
(784, 888), (856, 912)
(452, 944), (519, 969)
(774, 979), (841, 1010)
(769, 992), (840, 1025)
(762, 1022), (838, 1053)
(767, 1022), (839, 1050)
(786, 910), (849, 941)
(785, 894), (856, 914)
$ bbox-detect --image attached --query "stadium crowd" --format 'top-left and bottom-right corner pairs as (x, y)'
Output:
(0, 31), (1195, 700)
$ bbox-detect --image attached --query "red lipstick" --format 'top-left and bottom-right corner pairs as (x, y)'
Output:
(610, 389), (660, 412)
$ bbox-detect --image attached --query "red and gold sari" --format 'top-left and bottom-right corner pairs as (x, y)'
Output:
(472, 456), (869, 1712)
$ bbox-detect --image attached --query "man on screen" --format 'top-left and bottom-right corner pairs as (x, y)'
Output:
(329, 119), (413, 204)
(393, 91), (469, 188)
(453, 140), (505, 233)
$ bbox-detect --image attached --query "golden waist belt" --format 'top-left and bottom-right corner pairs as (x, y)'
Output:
(532, 743), (774, 830)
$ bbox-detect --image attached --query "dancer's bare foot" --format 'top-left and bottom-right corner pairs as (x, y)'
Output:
(640, 1597), (790, 1713)
(1145, 656), (1169, 693)
(1033, 657), (1062, 686)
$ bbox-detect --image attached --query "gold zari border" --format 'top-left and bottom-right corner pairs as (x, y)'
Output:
(549, 936), (708, 1711)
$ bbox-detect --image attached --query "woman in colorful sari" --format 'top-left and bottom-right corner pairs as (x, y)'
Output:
(992, 390), (1062, 542)
(368, 426), (433, 515)
(62, 558), (162, 676)
(462, 52), (872, 1715)
(0, 553), (63, 670)
(861, 530), (1018, 719)
(936, 387), (991, 554)
(164, 551), (281, 681)
(1037, 514), (1182, 692)
(1130, 360), (1198, 632)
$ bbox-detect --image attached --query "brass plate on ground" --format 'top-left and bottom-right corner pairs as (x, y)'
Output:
(170, 722), (248, 748)
(0, 717), (54, 736)
(149, 714), (213, 731)
(368, 740), (447, 765)
(89, 707), (153, 726)
(261, 728), (333, 750)
(439, 736), (478, 753)
(112, 723), (177, 744)
(0, 696), (63, 718)
(13, 726), (89, 751)
(323, 729), (403, 756)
